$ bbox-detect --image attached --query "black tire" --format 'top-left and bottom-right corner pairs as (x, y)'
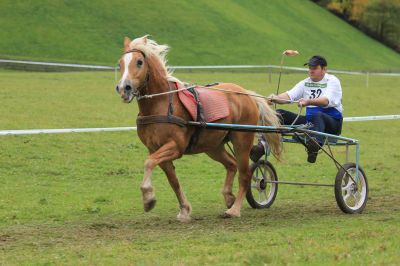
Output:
(334, 162), (368, 214)
(246, 160), (278, 209)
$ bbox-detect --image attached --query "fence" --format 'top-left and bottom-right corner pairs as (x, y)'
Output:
(1, 59), (400, 76)
(1, 59), (399, 136)
(2, 59), (399, 89)
(1, 115), (399, 136)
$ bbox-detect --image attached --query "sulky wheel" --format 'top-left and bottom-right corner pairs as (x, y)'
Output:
(246, 160), (278, 209)
(334, 162), (368, 214)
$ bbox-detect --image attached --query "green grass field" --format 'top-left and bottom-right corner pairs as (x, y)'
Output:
(0, 69), (399, 264)
(1, 0), (400, 70)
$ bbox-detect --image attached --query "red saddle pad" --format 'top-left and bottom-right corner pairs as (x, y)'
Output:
(177, 84), (230, 122)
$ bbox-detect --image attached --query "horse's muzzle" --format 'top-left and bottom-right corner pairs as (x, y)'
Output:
(116, 84), (136, 103)
(123, 85), (135, 103)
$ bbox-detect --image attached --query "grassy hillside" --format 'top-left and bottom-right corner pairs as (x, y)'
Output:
(0, 0), (399, 70)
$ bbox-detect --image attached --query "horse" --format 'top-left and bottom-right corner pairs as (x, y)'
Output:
(115, 35), (282, 222)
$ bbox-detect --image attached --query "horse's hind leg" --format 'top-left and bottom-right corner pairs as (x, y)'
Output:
(141, 141), (181, 212)
(224, 132), (254, 218)
(206, 145), (237, 208)
(159, 161), (192, 222)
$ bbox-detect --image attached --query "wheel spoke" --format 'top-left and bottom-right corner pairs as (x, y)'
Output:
(354, 191), (362, 202)
(258, 189), (266, 202)
(258, 166), (266, 177)
(357, 178), (364, 190)
(263, 189), (268, 200)
(252, 168), (260, 181)
(265, 172), (271, 181)
(342, 180), (353, 191)
(344, 193), (351, 202)
(345, 169), (358, 183)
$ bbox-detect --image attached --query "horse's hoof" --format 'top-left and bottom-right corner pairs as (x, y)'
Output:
(177, 214), (191, 223)
(177, 206), (192, 223)
(223, 209), (240, 218)
(143, 199), (156, 212)
(220, 212), (233, 219)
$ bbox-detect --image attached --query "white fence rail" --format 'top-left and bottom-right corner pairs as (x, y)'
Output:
(0, 59), (114, 70)
(1, 59), (400, 76)
(343, 115), (400, 122)
(1, 115), (399, 136)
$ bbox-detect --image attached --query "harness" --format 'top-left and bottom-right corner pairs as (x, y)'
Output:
(122, 49), (188, 127)
(136, 81), (189, 128)
(121, 48), (228, 152)
(136, 82), (208, 153)
(120, 49), (296, 153)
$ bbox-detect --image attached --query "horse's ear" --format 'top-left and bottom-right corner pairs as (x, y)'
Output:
(124, 37), (131, 52)
(142, 36), (148, 44)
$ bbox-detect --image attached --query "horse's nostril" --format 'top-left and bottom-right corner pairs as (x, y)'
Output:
(125, 85), (132, 91)
(115, 85), (119, 93)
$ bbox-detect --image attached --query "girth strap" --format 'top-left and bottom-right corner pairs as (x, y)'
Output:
(184, 86), (206, 153)
(187, 86), (206, 123)
(167, 82), (174, 116)
(136, 115), (187, 127)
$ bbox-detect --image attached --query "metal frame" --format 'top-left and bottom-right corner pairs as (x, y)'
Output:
(187, 121), (361, 186)
(280, 129), (360, 186)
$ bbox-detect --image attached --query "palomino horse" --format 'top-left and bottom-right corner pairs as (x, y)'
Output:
(115, 35), (282, 222)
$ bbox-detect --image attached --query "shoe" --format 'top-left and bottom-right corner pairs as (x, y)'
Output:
(250, 143), (265, 162)
(306, 139), (321, 163)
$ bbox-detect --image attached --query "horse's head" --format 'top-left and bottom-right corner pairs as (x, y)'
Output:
(115, 37), (149, 103)
(115, 35), (171, 103)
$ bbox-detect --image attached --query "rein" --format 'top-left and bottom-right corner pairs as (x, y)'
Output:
(136, 85), (298, 104)
(120, 49), (302, 129)
(136, 82), (303, 127)
(133, 73), (150, 99)
(121, 49), (298, 104)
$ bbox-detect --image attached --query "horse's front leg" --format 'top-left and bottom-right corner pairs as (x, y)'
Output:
(140, 141), (183, 213)
(141, 161), (156, 212)
(159, 161), (192, 222)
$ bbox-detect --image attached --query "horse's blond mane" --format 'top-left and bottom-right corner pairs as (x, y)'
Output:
(129, 35), (180, 83)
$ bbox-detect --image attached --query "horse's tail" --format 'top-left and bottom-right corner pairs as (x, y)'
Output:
(253, 95), (283, 160)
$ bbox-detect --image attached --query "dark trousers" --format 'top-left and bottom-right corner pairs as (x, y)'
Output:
(276, 109), (343, 144)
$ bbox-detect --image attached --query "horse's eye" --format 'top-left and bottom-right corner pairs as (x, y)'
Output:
(137, 60), (143, 67)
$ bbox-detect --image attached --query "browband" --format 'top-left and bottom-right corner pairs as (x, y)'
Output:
(124, 48), (146, 57)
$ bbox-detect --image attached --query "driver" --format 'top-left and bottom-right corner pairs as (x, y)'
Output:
(268, 55), (343, 163)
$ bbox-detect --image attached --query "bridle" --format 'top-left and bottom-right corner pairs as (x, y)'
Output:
(119, 48), (188, 129)
(121, 48), (149, 100)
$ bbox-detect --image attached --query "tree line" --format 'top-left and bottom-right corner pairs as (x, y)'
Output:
(313, 0), (400, 52)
